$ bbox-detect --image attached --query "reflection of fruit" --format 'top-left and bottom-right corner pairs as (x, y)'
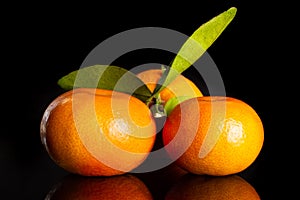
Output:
(40, 88), (156, 176)
(163, 96), (264, 176)
(46, 174), (153, 200)
(136, 69), (203, 103)
(165, 174), (260, 199)
(136, 163), (188, 199)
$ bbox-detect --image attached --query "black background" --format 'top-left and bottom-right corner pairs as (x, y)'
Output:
(2, 1), (290, 199)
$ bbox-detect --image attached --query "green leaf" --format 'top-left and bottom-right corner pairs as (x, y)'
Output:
(153, 7), (237, 96)
(57, 65), (152, 103)
(164, 96), (195, 116)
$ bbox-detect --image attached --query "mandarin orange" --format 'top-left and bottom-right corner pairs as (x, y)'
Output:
(163, 96), (264, 176)
(136, 69), (202, 104)
(40, 88), (156, 176)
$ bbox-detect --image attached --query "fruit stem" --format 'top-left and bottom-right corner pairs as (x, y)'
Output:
(147, 94), (167, 118)
(150, 103), (166, 118)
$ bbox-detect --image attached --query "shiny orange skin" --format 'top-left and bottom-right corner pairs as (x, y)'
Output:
(136, 69), (203, 104)
(163, 96), (264, 176)
(40, 88), (156, 176)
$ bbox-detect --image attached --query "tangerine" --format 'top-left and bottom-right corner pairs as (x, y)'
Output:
(163, 96), (264, 176)
(136, 69), (203, 104)
(40, 88), (156, 176)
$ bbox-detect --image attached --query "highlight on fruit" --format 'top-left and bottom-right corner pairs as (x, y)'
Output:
(40, 7), (264, 177)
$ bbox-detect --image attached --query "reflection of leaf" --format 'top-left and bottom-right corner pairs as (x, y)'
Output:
(164, 96), (195, 116)
(57, 65), (152, 103)
(153, 7), (237, 96)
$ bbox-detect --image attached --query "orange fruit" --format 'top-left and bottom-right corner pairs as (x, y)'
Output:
(165, 174), (261, 199)
(46, 174), (153, 200)
(40, 88), (156, 176)
(163, 96), (264, 176)
(136, 69), (203, 104)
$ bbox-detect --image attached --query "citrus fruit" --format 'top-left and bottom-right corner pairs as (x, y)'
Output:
(136, 69), (203, 104)
(163, 96), (264, 176)
(165, 174), (261, 199)
(40, 88), (156, 176)
(46, 174), (153, 200)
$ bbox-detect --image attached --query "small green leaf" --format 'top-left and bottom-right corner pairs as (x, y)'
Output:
(153, 7), (237, 96)
(58, 65), (152, 103)
(164, 96), (195, 116)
